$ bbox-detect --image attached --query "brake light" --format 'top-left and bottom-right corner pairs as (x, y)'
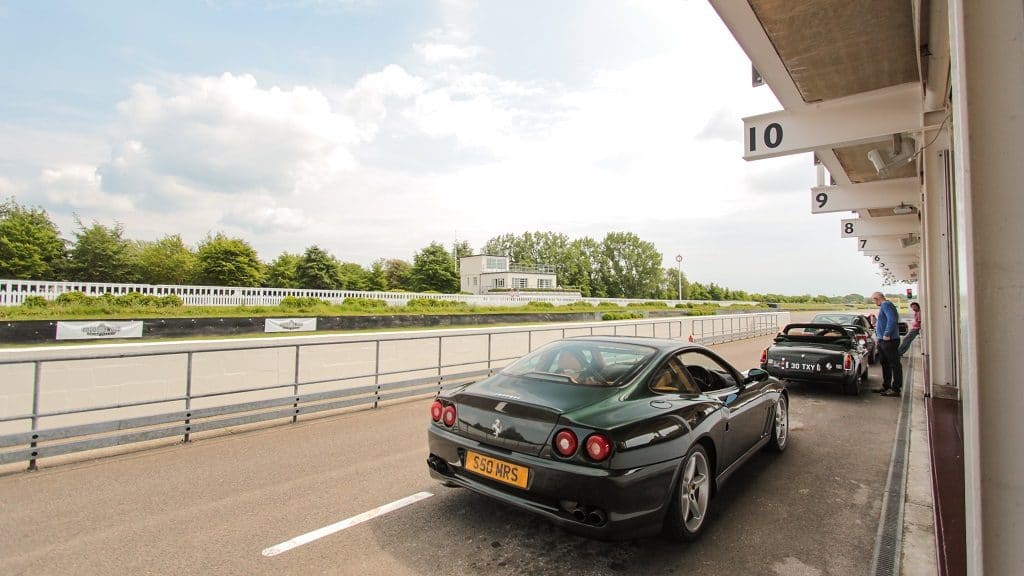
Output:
(554, 429), (578, 457)
(430, 400), (443, 422)
(760, 348), (768, 365)
(584, 434), (612, 462)
(442, 404), (457, 427)
(843, 353), (853, 371)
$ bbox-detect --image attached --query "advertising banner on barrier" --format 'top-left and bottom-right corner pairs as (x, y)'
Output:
(265, 318), (317, 333)
(56, 321), (144, 340)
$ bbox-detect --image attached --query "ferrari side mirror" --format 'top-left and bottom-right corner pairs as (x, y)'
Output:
(743, 368), (770, 384)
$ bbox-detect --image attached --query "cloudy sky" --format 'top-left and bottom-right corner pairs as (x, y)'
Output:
(0, 0), (900, 296)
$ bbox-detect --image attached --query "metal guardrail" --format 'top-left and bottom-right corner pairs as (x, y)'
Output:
(0, 314), (784, 469)
(0, 365), (491, 468)
(689, 314), (781, 345)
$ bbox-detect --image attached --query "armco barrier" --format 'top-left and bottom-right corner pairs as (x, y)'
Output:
(0, 312), (787, 469)
(689, 314), (782, 345)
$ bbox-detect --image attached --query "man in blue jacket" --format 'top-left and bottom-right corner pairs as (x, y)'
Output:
(871, 291), (903, 396)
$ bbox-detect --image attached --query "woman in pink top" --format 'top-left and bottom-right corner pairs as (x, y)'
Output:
(898, 302), (921, 356)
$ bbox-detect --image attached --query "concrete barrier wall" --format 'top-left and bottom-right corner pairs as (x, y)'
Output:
(0, 312), (788, 436)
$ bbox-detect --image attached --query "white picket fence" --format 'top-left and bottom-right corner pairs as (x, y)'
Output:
(0, 278), (756, 308)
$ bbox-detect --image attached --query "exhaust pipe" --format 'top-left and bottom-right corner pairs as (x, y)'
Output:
(427, 455), (449, 474)
(560, 501), (606, 526)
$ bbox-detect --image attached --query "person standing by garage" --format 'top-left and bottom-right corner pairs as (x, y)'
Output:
(898, 301), (922, 356)
(871, 291), (903, 396)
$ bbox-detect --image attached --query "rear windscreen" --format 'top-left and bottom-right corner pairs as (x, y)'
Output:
(503, 341), (656, 386)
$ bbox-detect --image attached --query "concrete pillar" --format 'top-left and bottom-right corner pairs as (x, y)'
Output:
(919, 118), (954, 388)
(950, 0), (1024, 573)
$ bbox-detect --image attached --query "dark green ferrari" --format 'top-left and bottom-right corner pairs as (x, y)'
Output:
(426, 336), (789, 541)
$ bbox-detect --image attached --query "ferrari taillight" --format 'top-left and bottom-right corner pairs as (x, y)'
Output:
(430, 400), (443, 422)
(554, 429), (578, 457)
(442, 404), (457, 427)
(843, 353), (853, 371)
(584, 434), (612, 462)
(760, 348), (768, 365)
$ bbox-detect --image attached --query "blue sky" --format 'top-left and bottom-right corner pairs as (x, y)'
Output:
(0, 0), (902, 296)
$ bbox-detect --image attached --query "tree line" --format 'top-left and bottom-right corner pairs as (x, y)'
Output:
(1, 197), (878, 303)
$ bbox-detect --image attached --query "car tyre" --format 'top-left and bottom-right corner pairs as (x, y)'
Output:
(665, 444), (712, 542)
(843, 374), (860, 396)
(766, 394), (789, 452)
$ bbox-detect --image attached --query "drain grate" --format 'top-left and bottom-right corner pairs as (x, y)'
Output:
(870, 353), (915, 576)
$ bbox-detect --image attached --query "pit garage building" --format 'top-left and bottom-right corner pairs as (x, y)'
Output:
(708, 2), (1022, 574)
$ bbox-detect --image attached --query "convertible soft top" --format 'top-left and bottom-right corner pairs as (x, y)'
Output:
(776, 323), (854, 341)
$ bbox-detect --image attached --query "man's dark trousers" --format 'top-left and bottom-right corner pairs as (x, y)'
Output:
(879, 339), (903, 393)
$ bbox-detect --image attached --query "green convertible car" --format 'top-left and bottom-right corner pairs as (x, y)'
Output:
(427, 336), (789, 541)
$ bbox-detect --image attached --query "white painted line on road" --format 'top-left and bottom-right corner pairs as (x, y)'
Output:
(261, 491), (434, 557)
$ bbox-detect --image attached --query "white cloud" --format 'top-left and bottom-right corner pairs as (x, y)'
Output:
(220, 195), (314, 233)
(697, 108), (743, 143)
(0, 176), (22, 197)
(38, 164), (133, 212)
(0, 125), (108, 177)
(409, 86), (518, 150)
(342, 64), (426, 140)
(98, 73), (362, 206)
(415, 42), (481, 63)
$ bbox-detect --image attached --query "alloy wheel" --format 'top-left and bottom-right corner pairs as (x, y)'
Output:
(774, 397), (789, 448)
(680, 449), (710, 532)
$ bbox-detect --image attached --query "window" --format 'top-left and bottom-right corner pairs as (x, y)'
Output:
(537, 279), (553, 289)
(513, 277), (527, 289)
(679, 350), (739, 392)
(486, 257), (508, 272)
(502, 340), (656, 387)
(472, 277), (478, 286)
(493, 278), (505, 288)
(650, 356), (700, 395)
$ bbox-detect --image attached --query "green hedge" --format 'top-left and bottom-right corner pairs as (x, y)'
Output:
(628, 301), (668, 308)
(602, 311), (644, 321)
(55, 291), (93, 306)
(341, 297), (388, 310)
(20, 296), (49, 308)
(405, 297), (470, 311)
(46, 291), (184, 308)
(279, 296), (330, 309)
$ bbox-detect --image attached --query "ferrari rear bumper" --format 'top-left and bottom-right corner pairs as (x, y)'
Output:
(427, 425), (679, 540)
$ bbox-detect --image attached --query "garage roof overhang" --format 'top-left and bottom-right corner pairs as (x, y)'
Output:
(710, 0), (951, 284)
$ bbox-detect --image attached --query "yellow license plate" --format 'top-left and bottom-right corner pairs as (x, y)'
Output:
(465, 450), (529, 489)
